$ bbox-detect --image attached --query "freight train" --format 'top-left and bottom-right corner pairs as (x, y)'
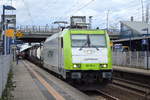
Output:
(24, 29), (112, 82)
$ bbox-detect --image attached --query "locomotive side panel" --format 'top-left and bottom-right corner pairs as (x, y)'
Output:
(42, 34), (63, 74)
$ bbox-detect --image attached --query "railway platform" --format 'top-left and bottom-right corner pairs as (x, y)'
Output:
(12, 60), (90, 100)
(113, 66), (150, 76)
(12, 61), (47, 100)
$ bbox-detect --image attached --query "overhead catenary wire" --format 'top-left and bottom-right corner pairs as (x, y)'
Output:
(69, 0), (95, 16)
(4, 0), (149, 28)
(63, 0), (81, 15)
(94, 0), (148, 24)
(111, 0), (148, 12)
(66, 0), (149, 28)
(73, 0), (150, 28)
(37, 0), (71, 23)
(92, 1), (143, 18)
(21, 0), (34, 25)
(42, 0), (96, 24)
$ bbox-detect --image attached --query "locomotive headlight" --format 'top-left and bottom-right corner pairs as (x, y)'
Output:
(100, 64), (107, 68)
(73, 64), (77, 68)
(73, 64), (81, 68)
(103, 64), (107, 68)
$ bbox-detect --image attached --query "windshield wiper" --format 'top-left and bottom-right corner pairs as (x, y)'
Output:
(79, 41), (88, 50)
(91, 46), (99, 51)
(79, 35), (93, 51)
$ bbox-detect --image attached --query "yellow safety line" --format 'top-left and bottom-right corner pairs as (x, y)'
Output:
(23, 61), (65, 100)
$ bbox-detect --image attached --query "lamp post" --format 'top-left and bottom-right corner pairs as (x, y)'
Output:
(142, 28), (149, 70)
(106, 10), (110, 31)
(2, 5), (6, 55)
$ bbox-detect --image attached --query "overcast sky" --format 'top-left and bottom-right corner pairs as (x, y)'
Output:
(0, 0), (150, 29)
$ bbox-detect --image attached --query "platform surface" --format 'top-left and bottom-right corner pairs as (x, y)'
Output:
(12, 61), (47, 100)
(113, 66), (150, 76)
(12, 60), (90, 100)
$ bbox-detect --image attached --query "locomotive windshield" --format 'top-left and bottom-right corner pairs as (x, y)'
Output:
(71, 35), (88, 47)
(71, 34), (106, 47)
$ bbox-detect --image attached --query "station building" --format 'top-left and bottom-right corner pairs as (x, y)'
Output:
(112, 20), (150, 51)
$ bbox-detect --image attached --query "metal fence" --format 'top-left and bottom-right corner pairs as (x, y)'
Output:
(113, 51), (150, 69)
(0, 55), (12, 97)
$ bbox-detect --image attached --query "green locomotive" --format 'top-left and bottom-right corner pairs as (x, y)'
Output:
(41, 29), (112, 82)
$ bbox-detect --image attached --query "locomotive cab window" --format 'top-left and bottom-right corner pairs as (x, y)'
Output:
(89, 34), (106, 47)
(71, 35), (88, 47)
(71, 34), (106, 47)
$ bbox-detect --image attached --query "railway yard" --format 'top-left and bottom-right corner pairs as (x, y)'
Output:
(11, 59), (150, 100)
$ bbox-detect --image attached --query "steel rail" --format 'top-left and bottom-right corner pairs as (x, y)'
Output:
(96, 89), (120, 100)
(112, 77), (150, 99)
(113, 77), (150, 89)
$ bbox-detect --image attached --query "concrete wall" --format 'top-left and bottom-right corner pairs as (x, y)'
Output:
(0, 55), (12, 97)
(113, 51), (150, 69)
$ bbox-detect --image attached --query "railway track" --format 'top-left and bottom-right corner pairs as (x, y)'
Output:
(83, 89), (119, 100)
(113, 77), (150, 92)
(78, 84), (120, 100)
(112, 77), (150, 99)
(95, 89), (119, 100)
